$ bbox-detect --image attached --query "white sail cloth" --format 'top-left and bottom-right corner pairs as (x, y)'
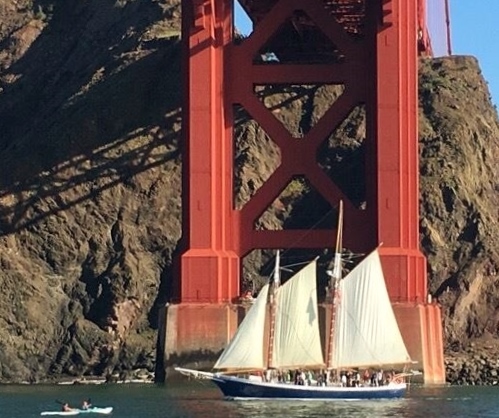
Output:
(330, 250), (412, 369)
(214, 284), (269, 370)
(271, 260), (325, 369)
(214, 260), (325, 371)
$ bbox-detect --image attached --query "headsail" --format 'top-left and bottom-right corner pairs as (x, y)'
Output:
(214, 284), (270, 370)
(331, 249), (412, 369)
(271, 260), (325, 369)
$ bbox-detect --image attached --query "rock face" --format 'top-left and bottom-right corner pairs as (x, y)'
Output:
(418, 56), (499, 383)
(0, 2), (498, 384)
(419, 57), (499, 344)
(0, 0), (183, 382)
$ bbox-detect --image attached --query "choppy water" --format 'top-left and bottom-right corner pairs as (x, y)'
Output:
(1, 381), (498, 418)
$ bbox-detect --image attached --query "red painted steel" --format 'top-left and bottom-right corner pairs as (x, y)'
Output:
(172, 0), (444, 383)
(233, 0), (370, 256)
(179, 0), (239, 303)
(374, 0), (428, 303)
(178, 0), (433, 304)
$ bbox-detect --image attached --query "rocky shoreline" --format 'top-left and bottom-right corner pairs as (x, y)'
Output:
(6, 368), (155, 386)
(5, 352), (499, 386)
(445, 339), (499, 385)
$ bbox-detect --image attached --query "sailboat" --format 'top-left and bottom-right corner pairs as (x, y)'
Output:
(175, 202), (413, 400)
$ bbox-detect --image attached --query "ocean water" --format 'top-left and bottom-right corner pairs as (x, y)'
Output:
(1, 381), (498, 418)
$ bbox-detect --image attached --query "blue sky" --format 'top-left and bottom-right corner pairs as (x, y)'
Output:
(450, 1), (499, 107)
(235, 2), (499, 107)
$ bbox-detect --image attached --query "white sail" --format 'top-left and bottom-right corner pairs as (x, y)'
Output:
(331, 249), (411, 369)
(214, 284), (270, 370)
(271, 260), (325, 369)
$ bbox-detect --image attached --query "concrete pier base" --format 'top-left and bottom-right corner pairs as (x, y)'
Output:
(156, 302), (244, 380)
(393, 303), (445, 384)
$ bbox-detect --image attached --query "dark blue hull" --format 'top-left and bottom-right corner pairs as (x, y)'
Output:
(211, 375), (406, 400)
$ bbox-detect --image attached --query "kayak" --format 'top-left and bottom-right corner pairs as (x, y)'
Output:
(41, 407), (113, 416)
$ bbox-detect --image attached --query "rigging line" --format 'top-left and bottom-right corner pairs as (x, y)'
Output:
(278, 204), (339, 259)
(265, 204), (338, 280)
(269, 256), (323, 281)
(266, 201), (343, 286)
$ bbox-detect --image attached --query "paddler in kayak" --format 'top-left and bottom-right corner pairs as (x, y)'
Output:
(81, 399), (92, 410)
(61, 403), (74, 412)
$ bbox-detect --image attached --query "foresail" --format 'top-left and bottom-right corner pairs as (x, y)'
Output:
(331, 250), (412, 369)
(214, 284), (269, 370)
(272, 260), (325, 369)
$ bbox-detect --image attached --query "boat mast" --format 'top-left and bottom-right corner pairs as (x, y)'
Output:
(326, 200), (343, 370)
(266, 250), (280, 370)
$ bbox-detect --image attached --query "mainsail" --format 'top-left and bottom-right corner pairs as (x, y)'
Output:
(331, 249), (412, 369)
(214, 258), (324, 371)
(214, 284), (269, 370)
(271, 260), (325, 369)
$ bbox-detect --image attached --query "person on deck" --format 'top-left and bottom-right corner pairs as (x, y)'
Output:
(341, 373), (347, 387)
(363, 369), (370, 385)
(377, 370), (384, 387)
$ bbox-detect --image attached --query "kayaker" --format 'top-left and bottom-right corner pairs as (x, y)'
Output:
(81, 399), (92, 410)
(61, 403), (73, 412)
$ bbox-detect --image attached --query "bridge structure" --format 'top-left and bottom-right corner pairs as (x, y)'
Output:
(161, 0), (450, 384)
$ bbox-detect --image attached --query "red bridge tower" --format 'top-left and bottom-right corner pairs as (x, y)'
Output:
(163, 0), (444, 384)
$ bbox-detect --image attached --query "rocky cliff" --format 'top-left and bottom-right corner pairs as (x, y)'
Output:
(0, 0), (183, 382)
(419, 56), (499, 343)
(0, 1), (498, 384)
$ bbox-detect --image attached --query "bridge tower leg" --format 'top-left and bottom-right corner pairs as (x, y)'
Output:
(162, 0), (444, 384)
(162, 0), (241, 362)
(374, 0), (444, 383)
